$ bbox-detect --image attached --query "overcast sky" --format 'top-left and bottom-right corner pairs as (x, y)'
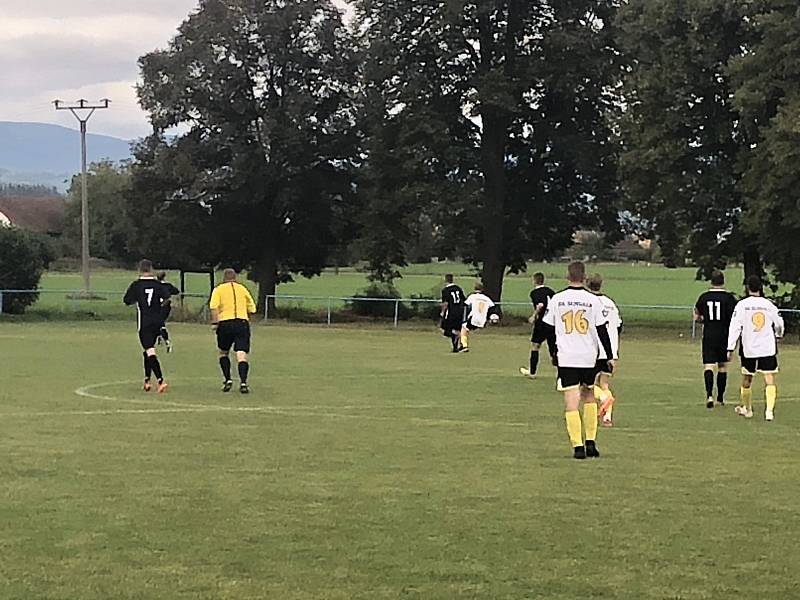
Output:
(0, 0), (351, 140)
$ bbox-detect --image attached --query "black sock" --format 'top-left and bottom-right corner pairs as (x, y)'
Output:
(717, 372), (728, 402)
(143, 352), (152, 380)
(238, 361), (249, 384)
(451, 333), (459, 350)
(704, 369), (714, 398)
(220, 356), (232, 381)
(530, 350), (540, 375)
(149, 355), (163, 382)
(160, 327), (170, 342)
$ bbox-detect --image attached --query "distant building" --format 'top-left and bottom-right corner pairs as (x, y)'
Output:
(0, 197), (65, 236)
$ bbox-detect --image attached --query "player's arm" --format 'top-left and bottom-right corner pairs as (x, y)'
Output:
(440, 290), (449, 316)
(693, 299), (703, 322)
(209, 287), (221, 327)
(772, 305), (785, 339)
(726, 307), (743, 359)
(596, 323), (615, 370)
(123, 282), (137, 306)
(245, 288), (257, 314)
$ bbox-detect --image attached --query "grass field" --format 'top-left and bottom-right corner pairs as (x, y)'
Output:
(2, 321), (799, 599)
(20, 262), (729, 328)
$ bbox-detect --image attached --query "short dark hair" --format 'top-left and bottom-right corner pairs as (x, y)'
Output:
(223, 268), (238, 282)
(156, 271), (166, 281)
(587, 273), (603, 292)
(746, 275), (763, 294)
(474, 281), (484, 292)
(710, 270), (725, 286)
(567, 261), (585, 284)
(139, 259), (153, 274)
(533, 272), (545, 285)
(445, 273), (454, 284)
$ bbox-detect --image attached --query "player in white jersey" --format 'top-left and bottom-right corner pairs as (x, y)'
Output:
(459, 282), (499, 352)
(587, 274), (622, 427)
(727, 276), (784, 421)
(543, 262), (615, 459)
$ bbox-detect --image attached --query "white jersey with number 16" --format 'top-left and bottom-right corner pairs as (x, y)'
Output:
(543, 287), (609, 368)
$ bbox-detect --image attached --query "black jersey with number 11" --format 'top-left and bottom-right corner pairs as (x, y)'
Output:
(695, 290), (737, 339)
(124, 277), (170, 325)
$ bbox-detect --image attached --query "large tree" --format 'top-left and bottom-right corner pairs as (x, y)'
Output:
(617, 0), (758, 277)
(729, 1), (800, 294)
(356, 0), (622, 300)
(136, 0), (359, 312)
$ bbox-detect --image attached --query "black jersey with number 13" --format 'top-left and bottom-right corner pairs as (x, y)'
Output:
(124, 278), (170, 324)
(695, 290), (737, 339)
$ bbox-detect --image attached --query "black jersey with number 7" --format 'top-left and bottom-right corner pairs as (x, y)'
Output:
(124, 278), (169, 324)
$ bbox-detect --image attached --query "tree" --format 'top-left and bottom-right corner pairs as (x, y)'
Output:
(0, 227), (55, 314)
(136, 0), (360, 312)
(617, 0), (757, 278)
(356, 0), (622, 300)
(729, 1), (800, 294)
(64, 161), (136, 263)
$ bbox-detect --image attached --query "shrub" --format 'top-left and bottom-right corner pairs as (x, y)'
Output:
(0, 227), (55, 314)
(348, 282), (411, 319)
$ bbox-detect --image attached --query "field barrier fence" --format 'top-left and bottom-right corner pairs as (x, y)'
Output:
(1, 289), (800, 338)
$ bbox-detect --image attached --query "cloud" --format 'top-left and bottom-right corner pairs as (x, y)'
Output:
(1, 0), (199, 19)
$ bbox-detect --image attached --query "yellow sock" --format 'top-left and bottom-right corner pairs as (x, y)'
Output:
(766, 385), (777, 412)
(460, 331), (469, 349)
(593, 385), (603, 401)
(565, 410), (583, 448)
(583, 403), (598, 442)
(741, 387), (753, 410)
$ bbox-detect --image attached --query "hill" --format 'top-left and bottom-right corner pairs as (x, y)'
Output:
(0, 122), (132, 191)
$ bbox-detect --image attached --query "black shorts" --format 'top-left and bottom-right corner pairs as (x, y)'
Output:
(741, 355), (778, 375)
(557, 367), (597, 391)
(217, 319), (251, 353)
(594, 359), (614, 376)
(702, 336), (728, 365)
(441, 312), (464, 335)
(138, 322), (161, 349)
(160, 304), (172, 324)
(531, 321), (555, 346)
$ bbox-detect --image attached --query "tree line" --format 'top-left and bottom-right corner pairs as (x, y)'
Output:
(61, 0), (800, 312)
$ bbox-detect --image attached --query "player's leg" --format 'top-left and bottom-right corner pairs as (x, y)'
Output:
(716, 362), (728, 405)
(235, 322), (252, 393)
(595, 370), (615, 426)
(762, 357), (778, 421)
(520, 341), (541, 378)
(581, 379), (600, 458)
(559, 368), (586, 459)
(161, 306), (173, 352)
(217, 323), (234, 391)
(703, 364), (716, 409)
(736, 369), (754, 418)
(459, 324), (470, 352)
(141, 325), (166, 392)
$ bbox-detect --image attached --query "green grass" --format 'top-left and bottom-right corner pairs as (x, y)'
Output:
(26, 263), (723, 325)
(2, 321), (799, 598)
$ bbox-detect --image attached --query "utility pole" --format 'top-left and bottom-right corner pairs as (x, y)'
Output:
(53, 98), (111, 296)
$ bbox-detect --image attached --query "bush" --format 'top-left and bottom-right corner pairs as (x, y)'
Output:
(0, 227), (55, 314)
(348, 282), (412, 319)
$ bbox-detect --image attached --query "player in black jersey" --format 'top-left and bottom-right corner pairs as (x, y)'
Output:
(694, 270), (738, 408)
(155, 272), (180, 353)
(440, 274), (466, 352)
(123, 259), (171, 393)
(519, 272), (556, 378)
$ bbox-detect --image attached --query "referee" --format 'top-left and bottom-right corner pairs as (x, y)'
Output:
(210, 268), (257, 393)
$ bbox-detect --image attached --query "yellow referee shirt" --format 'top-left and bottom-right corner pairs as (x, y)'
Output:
(209, 282), (257, 321)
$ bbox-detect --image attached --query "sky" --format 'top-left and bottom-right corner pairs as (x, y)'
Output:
(0, 0), (352, 141)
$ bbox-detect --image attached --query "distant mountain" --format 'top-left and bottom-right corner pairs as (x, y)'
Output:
(0, 122), (132, 191)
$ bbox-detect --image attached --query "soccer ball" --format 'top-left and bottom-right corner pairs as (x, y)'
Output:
(489, 314), (500, 324)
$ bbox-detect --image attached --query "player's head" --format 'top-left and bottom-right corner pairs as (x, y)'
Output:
(587, 273), (603, 293)
(474, 281), (484, 292)
(156, 271), (166, 282)
(445, 273), (454, 284)
(710, 270), (725, 287)
(746, 275), (763, 296)
(138, 259), (153, 275)
(533, 272), (545, 286)
(223, 268), (238, 282)
(567, 261), (586, 285)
